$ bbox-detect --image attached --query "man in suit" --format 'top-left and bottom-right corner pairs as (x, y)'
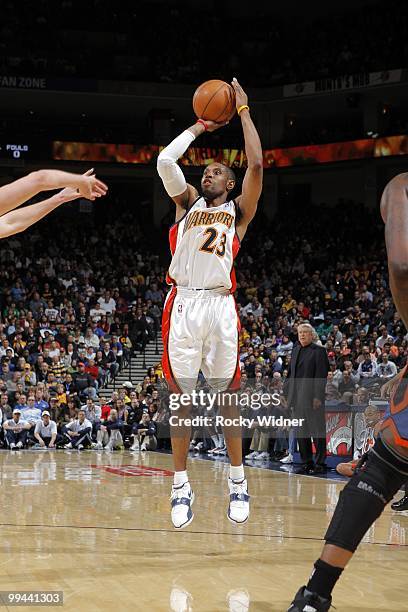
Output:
(285, 323), (330, 474)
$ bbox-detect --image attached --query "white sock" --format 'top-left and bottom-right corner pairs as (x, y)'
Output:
(218, 434), (225, 448)
(230, 464), (245, 482)
(174, 470), (188, 487)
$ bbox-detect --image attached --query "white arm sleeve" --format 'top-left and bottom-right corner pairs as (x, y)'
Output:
(156, 130), (196, 197)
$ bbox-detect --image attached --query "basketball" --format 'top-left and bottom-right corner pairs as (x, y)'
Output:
(193, 79), (236, 123)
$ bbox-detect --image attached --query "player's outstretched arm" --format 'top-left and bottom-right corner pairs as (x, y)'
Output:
(381, 173), (408, 329)
(157, 120), (226, 220)
(0, 168), (107, 218)
(232, 78), (263, 235)
(0, 170), (99, 239)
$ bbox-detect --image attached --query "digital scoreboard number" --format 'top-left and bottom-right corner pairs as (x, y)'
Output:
(0, 144), (30, 159)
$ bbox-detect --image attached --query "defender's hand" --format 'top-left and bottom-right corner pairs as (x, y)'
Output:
(59, 169), (107, 203)
(76, 170), (108, 201)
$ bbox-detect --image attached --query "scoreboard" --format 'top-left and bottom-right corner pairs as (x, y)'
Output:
(0, 143), (31, 159)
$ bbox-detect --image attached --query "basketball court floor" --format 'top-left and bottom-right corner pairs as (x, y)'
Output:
(0, 449), (406, 612)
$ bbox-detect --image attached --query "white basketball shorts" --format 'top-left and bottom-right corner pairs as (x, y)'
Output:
(162, 286), (241, 394)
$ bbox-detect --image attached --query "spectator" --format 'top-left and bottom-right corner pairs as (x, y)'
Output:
(136, 413), (157, 451)
(357, 351), (377, 380)
(63, 409), (92, 450)
(73, 362), (95, 399)
(3, 408), (30, 449)
(376, 326), (394, 349)
(96, 408), (124, 450)
(376, 353), (398, 380)
(33, 411), (59, 448)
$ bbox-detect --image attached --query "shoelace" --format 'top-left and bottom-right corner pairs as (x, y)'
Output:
(170, 483), (190, 502)
(230, 482), (248, 508)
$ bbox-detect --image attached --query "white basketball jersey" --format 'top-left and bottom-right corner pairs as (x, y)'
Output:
(167, 197), (240, 291)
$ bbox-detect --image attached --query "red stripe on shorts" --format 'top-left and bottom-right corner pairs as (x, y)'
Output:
(161, 286), (182, 393)
(227, 296), (241, 391)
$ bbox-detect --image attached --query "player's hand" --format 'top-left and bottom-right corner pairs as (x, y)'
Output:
(59, 169), (107, 202)
(204, 120), (229, 132)
(77, 169), (108, 201)
(231, 78), (248, 110)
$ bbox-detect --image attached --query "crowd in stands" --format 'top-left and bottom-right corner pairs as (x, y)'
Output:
(0, 194), (404, 457)
(0, 204), (168, 450)
(0, 0), (406, 87)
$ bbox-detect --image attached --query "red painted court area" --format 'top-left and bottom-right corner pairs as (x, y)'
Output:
(91, 464), (174, 477)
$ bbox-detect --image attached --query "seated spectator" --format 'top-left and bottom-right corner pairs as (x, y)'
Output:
(354, 386), (370, 406)
(96, 408), (124, 450)
(73, 362), (96, 400)
(83, 397), (102, 442)
(276, 335), (293, 357)
(3, 408), (30, 449)
(0, 392), (13, 421)
(376, 326), (394, 349)
(338, 370), (357, 403)
(23, 363), (37, 387)
(86, 358), (103, 389)
(376, 353), (398, 380)
(357, 350), (377, 380)
(325, 372), (340, 400)
(20, 395), (43, 441)
(135, 413), (157, 451)
(50, 355), (66, 381)
(33, 411), (59, 448)
(14, 393), (29, 413)
(63, 409), (92, 450)
(101, 342), (119, 379)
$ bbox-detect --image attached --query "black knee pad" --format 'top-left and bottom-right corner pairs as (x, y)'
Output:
(325, 440), (408, 552)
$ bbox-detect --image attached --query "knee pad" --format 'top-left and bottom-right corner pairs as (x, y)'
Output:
(325, 440), (408, 552)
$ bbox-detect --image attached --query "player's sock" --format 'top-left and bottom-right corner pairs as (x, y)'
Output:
(307, 559), (343, 599)
(230, 464), (245, 482)
(173, 470), (188, 486)
(218, 434), (225, 448)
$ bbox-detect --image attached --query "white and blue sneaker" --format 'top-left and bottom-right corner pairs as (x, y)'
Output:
(170, 482), (195, 529)
(227, 478), (250, 524)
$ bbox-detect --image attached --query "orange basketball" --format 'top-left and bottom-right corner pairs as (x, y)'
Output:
(193, 80), (236, 123)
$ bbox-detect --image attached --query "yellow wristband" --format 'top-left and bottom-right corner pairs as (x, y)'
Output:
(237, 104), (249, 115)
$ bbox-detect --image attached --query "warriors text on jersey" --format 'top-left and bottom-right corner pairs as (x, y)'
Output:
(167, 197), (240, 291)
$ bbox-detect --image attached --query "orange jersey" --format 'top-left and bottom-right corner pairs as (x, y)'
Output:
(380, 366), (408, 448)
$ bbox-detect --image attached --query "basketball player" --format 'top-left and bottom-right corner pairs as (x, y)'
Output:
(288, 173), (408, 611)
(0, 168), (107, 239)
(157, 78), (263, 528)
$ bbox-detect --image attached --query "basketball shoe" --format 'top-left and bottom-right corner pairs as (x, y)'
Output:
(391, 494), (408, 512)
(170, 585), (193, 612)
(287, 586), (331, 611)
(227, 588), (250, 611)
(280, 453), (293, 464)
(227, 478), (250, 524)
(170, 482), (195, 529)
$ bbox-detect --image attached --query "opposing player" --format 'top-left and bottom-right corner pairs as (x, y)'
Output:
(0, 168), (107, 238)
(157, 78), (263, 528)
(288, 173), (408, 611)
